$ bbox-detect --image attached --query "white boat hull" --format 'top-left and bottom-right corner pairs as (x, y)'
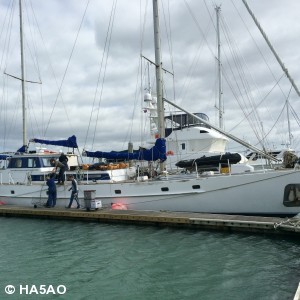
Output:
(1, 169), (300, 215)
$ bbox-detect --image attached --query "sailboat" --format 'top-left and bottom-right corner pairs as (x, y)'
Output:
(1, 0), (300, 216)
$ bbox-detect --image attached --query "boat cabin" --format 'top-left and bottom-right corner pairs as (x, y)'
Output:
(165, 113), (210, 137)
(7, 153), (79, 170)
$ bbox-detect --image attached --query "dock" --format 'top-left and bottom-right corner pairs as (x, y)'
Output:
(0, 205), (299, 236)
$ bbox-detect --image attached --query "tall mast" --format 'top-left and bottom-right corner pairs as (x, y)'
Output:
(152, 0), (165, 172)
(216, 5), (223, 129)
(19, 0), (27, 147)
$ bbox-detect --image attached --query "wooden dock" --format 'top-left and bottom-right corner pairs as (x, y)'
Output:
(0, 205), (299, 235)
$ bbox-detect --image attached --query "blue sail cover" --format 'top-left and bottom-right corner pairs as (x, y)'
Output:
(0, 154), (10, 160)
(17, 145), (27, 153)
(31, 135), (78, 148)
(85, 138), (167, 162)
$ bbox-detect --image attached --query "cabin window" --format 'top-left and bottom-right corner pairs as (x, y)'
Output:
(283, 184), (300, 207)
(192, 185), (200, 189)
(8, 157), (41, 168)
(200, 130), (208, 133)
(181, 143), (186, 150)
(8, 158), (23, 168)
(161, 187), (169, 192)
(115, 190), (121, 194)
(42, 158), (55, 167)
(28, 158), (37, 168)
(16, 159), (22, 168)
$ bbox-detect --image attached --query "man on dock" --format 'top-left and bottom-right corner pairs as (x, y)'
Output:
(66, 175), (80, 209)
(46, 173), (57, 208)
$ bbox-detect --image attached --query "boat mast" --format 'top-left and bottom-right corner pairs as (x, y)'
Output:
(152, 0), (165, 172)
(19, 0), (27, 148)
(242, 0), (300, 97)
(216, 5), (224, 130)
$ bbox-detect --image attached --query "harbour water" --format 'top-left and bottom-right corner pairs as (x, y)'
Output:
(0, 217), (299, 300)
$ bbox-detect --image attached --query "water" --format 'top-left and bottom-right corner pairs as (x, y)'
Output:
(0, 217), (299, 300)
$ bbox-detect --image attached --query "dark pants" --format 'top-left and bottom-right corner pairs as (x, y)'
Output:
(58, 166), (66, 184)
(67, 192), (80, 208)
(47, 189), (57, 207)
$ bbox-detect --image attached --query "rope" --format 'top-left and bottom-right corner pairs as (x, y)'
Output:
(274, 214), (300, 230)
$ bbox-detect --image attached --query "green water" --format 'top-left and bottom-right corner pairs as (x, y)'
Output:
(0, 217), (299, 300)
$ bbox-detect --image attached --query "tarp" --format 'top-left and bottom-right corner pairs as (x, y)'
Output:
(30, 135), (78, 148)
(84, 138), (166, 162)
(16, 145), (27, 153)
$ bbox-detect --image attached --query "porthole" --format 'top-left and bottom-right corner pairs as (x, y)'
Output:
(192, 185), (200, 189)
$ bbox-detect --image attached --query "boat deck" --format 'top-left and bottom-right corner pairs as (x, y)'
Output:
(0, 205), (299, 236)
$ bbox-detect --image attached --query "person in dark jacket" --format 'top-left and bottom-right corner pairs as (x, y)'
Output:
(66, 175), (80, 209)
(46, 173), (57, 208)
(50, 158), (66, 184)
(59, 152), (69, 170)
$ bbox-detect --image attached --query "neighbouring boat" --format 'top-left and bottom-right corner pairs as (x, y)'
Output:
(1, 0), (300, 216)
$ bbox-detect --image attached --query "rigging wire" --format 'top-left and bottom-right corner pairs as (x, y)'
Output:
(0, 0), (16, 151)
(228, 73), (285, 133)
(230, 0), (298, 146)
(257, 92), (289, 148)
(179, 1), (214, 103)
(92, 0), (118, 147)
(23, 0), (43, 140)
(44, 0), (90, 137)
(89, 0), (117, 151)
(220, 15), (265, 145)
(29, 0), (72, 139)
(122, 0), (149, 151)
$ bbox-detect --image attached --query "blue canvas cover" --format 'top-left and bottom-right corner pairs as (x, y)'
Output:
(16, 145), (27, 153)
(84, 138), (166, 162)
(30, 135), (78, 148)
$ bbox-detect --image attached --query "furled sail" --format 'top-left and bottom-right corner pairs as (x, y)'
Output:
(84, 138), (166, 162)
(30, 135), (78, 148)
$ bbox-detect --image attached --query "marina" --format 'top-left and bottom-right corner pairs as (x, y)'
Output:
(0, 0), (300, 217)
(0, 205), (300, 236)
(1, 1), (300, 299)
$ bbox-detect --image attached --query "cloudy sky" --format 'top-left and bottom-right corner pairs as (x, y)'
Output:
(0, 0), (300, 154)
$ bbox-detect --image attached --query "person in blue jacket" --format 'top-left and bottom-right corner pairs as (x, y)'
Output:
(46, 173), (57, 208)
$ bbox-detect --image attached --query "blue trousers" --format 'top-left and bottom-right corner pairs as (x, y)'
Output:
(47, 190), (57, 207)
(67, 192), (80, 208)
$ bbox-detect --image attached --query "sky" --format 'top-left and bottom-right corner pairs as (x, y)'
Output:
(1, 0), (300, 154)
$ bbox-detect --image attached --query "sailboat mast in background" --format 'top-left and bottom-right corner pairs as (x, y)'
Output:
(216, 5), (224, 130)
(19, 0), (27, 148)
